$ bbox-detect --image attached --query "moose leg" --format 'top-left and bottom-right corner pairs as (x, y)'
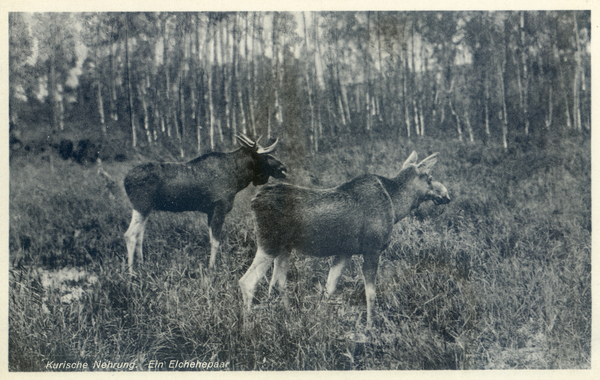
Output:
(239, 246), (275, 310)
(124, 209), (148, 276)
(326, 256), (349, 297)
(208, 227), (221, 269)
(269, 254), (291, 306)
(136, 214), (149, 265)
(207, 206), (227, 269)
(362, 254), (381, 328)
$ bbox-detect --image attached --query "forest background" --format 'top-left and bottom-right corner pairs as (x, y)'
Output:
(9, 11), (591, 158)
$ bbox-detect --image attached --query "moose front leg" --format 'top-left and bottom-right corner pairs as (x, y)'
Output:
(207, 203), (229, 269)
(361, 253), (381, 328)
(325, 256), (349, 297)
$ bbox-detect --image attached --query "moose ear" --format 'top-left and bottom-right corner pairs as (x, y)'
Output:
(402, 151), (419, 169)
(417, 153), (439, 174)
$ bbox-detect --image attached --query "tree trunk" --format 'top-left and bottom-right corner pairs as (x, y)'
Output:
(95, 21), (105, 133)
(58, 96), (64, 131)
(97, 80), (105, 131)
(231, 13), (239, 145)
(191, 18), (197, 122)
(465, 110), (474, 142)
(316, 15), (334, 136)
(545, 86), (553, 128)
(125, 18), (136, 147)
(484, 71), (490, 136)
(336, 60), (351, 125)
(499, 61), (508, 149)
(47, 53), (58, 130)
(573, 12), (582, 131)
(247, 13), (256, 136)
(222, 17), (231, 141)
(334, 59), (348, 129)
(136, 82), (151, 143)
(179, 67), (186, 147)
(197, 14), (209, 153)
(403, 49), (411, 138)
(162, 16), (171, 139)
(520, 12), (530, 135)
(302, 12), (316, 153)
(215, 19), (224, 144)
(109, 22), (118, 121)
(208, 19), (215, 150)
(559, 65), (572, 128)
(449, 99), (462, 142)
(272, 13), (282, 133)
(235, 14), (247, 135)
(313, 13), (324, 139)
(410, 23), (420, 136)
(376, 12), (384, 122)
(365, 12), (372, 132)
(418, 97), (425, 136)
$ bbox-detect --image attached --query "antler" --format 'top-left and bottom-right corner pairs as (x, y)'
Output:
(256, 138), (278, 154)
(235, 133), (256, 148)
(236, 133), (279, 154)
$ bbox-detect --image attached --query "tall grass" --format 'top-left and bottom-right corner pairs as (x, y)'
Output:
(9, 134), (590, 370)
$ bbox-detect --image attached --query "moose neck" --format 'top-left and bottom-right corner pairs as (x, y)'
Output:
(385, 167), (421, 223)
(230, 149), (260, 191)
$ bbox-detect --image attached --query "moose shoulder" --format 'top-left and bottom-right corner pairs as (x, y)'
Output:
(123, 134), (287, 275)
(239, 151), (450, 328)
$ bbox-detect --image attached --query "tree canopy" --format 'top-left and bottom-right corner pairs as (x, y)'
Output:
(9, 11), (591, 155)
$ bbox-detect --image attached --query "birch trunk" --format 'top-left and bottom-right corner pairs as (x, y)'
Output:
(136, 82), (151, 143)
(125, 19), (136, 147)
(499, 61), (508, 149)
(208, 20), (215, 150)
(484, 71), (490, 136)
(573, 12), (582, 131)
(302, 12), (316, 152)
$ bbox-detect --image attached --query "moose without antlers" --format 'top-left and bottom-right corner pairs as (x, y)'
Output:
(123, 134), (287, 275)
(239, 151), (450, 327)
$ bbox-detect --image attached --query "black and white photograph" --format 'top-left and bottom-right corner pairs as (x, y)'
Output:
(5, 1), (595, 375)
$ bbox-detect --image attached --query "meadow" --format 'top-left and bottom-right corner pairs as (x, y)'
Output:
(9, 131), (591, 370)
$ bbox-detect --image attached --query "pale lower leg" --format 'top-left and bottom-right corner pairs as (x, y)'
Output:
(326, 256), (349, 297)
(364, 282), (376, 328)
(269, 254), (290, 300)
(135, 216), (149, 264)
(208, 227), (221, 269)
(362, 254), (380, 328)
(125, 210), (145, 275)
(239, 247), (274, 310)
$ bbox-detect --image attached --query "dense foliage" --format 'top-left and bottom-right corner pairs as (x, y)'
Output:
(9, 11), (591, 155)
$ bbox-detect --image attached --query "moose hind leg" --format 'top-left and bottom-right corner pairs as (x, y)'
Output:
(125, 210), (146, 275)
(208, 227), (221, 269)
(239, 246), (275, 310)
(361, 254), (381, 328)
(135, 214), (149, 264)
(326, 256), (349, 297)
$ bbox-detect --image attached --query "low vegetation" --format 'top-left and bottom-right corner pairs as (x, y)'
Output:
(9, 131), (591, 370)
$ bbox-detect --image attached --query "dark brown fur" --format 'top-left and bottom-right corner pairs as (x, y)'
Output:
(123, 135), (286, 274)
(239, 151), (450, 328)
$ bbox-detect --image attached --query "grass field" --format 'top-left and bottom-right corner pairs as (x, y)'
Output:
(9, 133), (591, 370)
